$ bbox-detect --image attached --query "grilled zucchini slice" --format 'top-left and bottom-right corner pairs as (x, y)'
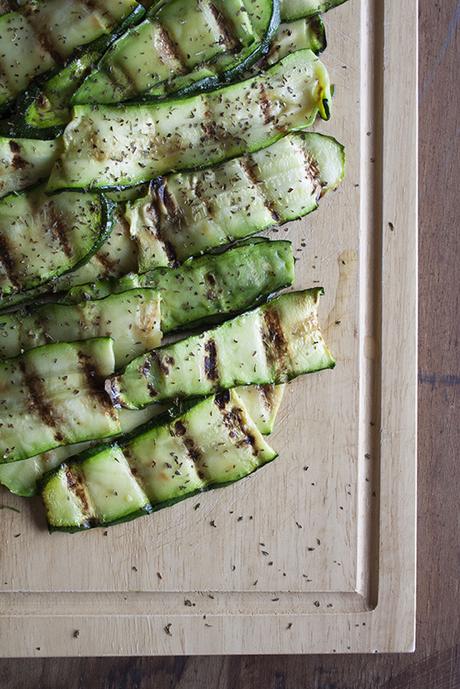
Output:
(73, 0), (280, 105)
(0, 186), (112, 307)
(42, 390), (277, 532)
(0, 338), (120, 464)
(108, 288), (334, 409)
(47, 50), (331, 191)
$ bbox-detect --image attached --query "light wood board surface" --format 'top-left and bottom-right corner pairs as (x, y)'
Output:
(0, 0), (418, 657)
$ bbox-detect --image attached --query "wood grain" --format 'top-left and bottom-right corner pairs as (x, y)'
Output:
(0, 0), (457, 682)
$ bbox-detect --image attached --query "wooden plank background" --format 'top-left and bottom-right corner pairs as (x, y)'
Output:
(0, 0), (458, 684)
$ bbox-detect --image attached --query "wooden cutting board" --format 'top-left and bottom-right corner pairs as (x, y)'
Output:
(0, 0), (417, 656)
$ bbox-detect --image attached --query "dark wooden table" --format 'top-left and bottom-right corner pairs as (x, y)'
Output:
(1, 1), (459, 686)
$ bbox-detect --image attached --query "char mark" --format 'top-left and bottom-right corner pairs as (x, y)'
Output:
(258, 82), (273, 125)
(208, 2), (238, 51)
(47, 204), (73, 257)
(262, 308), (288, 372)
(65, 467), (91, 515)
(0, 234), (20, 290)
(204, 339), (218, 381)
(221, 403), (258, 455)
(239, 158), (280, 222)
(20, 360), (64, 440)
(173, 420), (202, 462)
(215, 390), (230, 409)
(147, 181), (179, 267)
(79, 352), (118, 420)
(8, 140), (28, 170)
(156, 23), (187, 69)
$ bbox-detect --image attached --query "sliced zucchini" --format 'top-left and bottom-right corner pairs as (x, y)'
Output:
(66, 240), (295, 333)
(0, 289), (162, 366)
(0, 405), (163, 497)
(108, 288), (335, 410)
(2, 5), (147, 139)
(42, 390), (277, 532)
(0, 136), (61, 197)
(0, 338), (121, 464)
(280, 0), (348, 21)
(0, 186), (112, 307)
(47, 50), (331, 191)
(73, 0), (280, 105)
(49, 131), (343, 295)
(0, 0), (142, 113)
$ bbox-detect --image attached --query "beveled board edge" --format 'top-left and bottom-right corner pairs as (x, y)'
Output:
(0, 0), (417, 656)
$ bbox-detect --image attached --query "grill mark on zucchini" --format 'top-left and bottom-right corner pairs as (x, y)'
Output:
(8, 140), (27, 170)
(34, 29), (63, 66)
(156, 22), (187, 70)
(47, 204), (73, 258)
(204, 338), (218, 380)
(0, 234), (20, 289)
(262, 308), (288, 370)
(78, 350), (118, 422)
(65, 467), (91, 518)
(258, 82), (273, 124)
(147, 186), (179, 266)
(238, 157), (280, 222)
(208, 2), (239, 51)
(173, 420), (202, 463)
(297, 142), (323, 200)
(19, 360), (65, 441)
(220, 402), (258, 455)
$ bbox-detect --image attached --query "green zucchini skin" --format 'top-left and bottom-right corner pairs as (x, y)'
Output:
(0, 136), (61, 198)
(41, 390), (277, 532)
(280, 0), (348, 21)
(0, 288), (162, 366)
(0, 188), (114, 308)
(46, 50), (331, 192)
(0, 337), (121, 464)
(0, 5), (148, 140)
(108, 288), (335, 410)
(73, 0), (280, 106)
(0, 2), (145, 116)
(64, 239), (295, 333)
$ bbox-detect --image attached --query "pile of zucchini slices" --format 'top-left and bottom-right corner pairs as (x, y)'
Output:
(0, 0), (347, 532)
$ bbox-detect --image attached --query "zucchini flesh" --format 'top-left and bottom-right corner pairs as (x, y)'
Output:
(263, 15), (326, 65)
(0, 338), (121, 464)
(108, 288), (335, 410)
(47, 50), (331, 191)
(0, 0), (142, 112)
(65, 239), (295, 334)
(73, 0), (280, 105)
(0, 187), (112, 306)
(280, 0), (348, 21)
(51, 132), (343, 294)
(236, 383), (285, 435)
(42, 390), (277, 532)
(0, 136), (60, 197)
(0, 288), (162, 366)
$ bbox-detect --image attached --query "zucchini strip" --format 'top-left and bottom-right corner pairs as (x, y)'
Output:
(1, 4), (148, 139)
(0, 384), (283, 497)
(0, 338), (121, 464)
(0, 0), (143, 113)
(42, 390), (277, 532)
(0, 136), (61, 198)
(0, 240), (294, 359)
(73, 0), (280, 105)
(47, 50), (331, 191)
(0, 186), (113, 307)
(0, 289), (162, 366)
(280, 0), (348, 21)
(108, 288), (335, 410)
(64, 239), (295, 333)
